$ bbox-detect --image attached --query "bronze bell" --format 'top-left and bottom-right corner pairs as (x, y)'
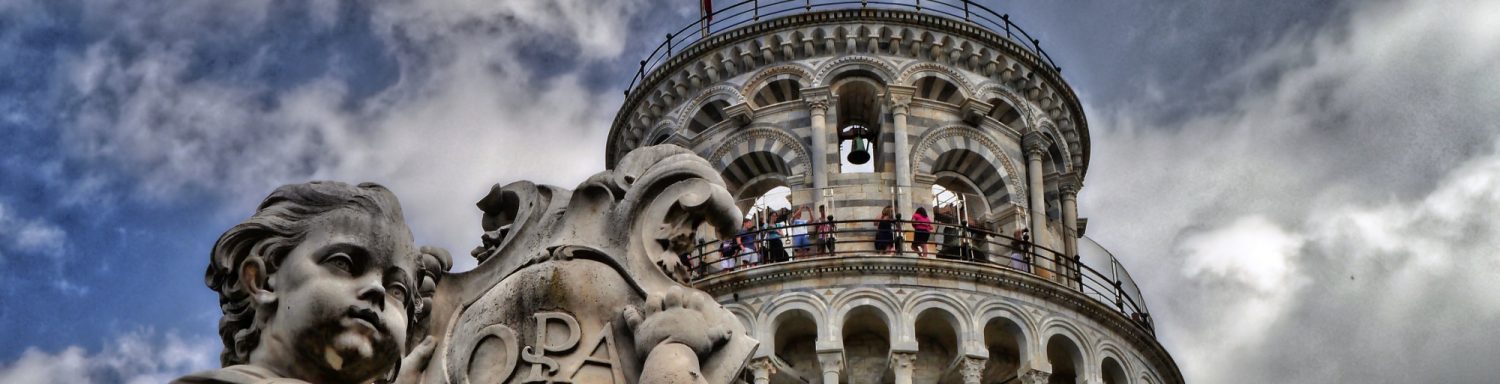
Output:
(847, 136), (871, 164)
(845, 125), (871, 165)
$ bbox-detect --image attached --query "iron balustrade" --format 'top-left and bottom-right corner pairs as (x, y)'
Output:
(623, 0), (1062, 97)
(678, 219), (1155, 334)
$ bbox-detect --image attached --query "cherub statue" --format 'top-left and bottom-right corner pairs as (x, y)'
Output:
(177, 182), (451, 384)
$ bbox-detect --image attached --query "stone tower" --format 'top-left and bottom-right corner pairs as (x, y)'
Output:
(607, 2), (1181, 383)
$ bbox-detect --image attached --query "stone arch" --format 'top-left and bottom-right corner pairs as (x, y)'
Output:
(976, 82), (1036, 130)
(708, 127), (811, 190)
(1096, 341), (1133, 384)
(645, 119), (679, 147)
(912, 125), (1025, 206)
(759, 292), (831, 357)
(1040, 320), (1093, 384)
(897, 61), (977, 100)
(1036, 122), (1074, 173)
(829, 287), (904, 344)
(740, 63), (815, 99)
(724, 303), (758, 339)
(675, 84), (745, 130)
(976, 303), (1035, 382)
(902, 291), (975, 344)
(813, 55), (898, 87)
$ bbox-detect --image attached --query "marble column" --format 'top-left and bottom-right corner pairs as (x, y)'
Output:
(1019, 368), (1052, 384)
(891, 351), (918, 384)
(1060, 173), (1081, 289)
(805, 89), (831, 206)
(888, 86), (916, 219)
(961, 356), (987, 384)
(1022, 132), (1053, 281)
(749, 357), (773, 384)
(817, 350), (844, 384)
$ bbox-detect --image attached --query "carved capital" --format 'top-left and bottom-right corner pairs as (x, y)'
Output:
(1058, 172), (1081, 198)
(1019, 368), (1051, 384)
(817, 350), (844, 376)
(1022, 131), (1050, 156)
(961, 356), (986, 384)
(805, 98), (830, 113)
(890, 351), (918, 371)
(887, 85), (916, 112)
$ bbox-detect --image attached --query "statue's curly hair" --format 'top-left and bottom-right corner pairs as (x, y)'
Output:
(204, 181), (411, 367)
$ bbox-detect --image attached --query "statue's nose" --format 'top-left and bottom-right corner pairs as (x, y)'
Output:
(357, 279), (387, 311)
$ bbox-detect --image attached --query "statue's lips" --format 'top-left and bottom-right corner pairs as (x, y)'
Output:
(346, 306), (386, 334)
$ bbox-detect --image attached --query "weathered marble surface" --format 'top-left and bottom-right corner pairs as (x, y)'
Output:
(181, 146), (756, 383)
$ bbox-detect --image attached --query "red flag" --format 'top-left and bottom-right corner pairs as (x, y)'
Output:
(702, 0), (713, 23)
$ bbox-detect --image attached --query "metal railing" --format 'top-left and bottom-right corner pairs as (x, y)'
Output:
(624, 0), (1062, 97)
(678, 219), (1155, 333)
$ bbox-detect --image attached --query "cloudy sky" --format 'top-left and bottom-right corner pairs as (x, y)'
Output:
(1, 0), (1497, 382)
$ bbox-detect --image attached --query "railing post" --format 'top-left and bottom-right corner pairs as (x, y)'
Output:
(666, 33), (674, 55)
(916, 0), (922, 12)
(963, 0), (970, 21)
(754, 0), (759, 21)
(1002, 14), (1010, 38)
(806, 0), (812, 11)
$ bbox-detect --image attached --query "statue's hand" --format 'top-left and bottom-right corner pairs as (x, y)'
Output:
(392, 336), (436, 384)
(622, 286), (731, 358)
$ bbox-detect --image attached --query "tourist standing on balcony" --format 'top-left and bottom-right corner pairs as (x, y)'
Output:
(818, 213), (837, 256)
(736, 218), (759, 269)
(1010, 228), (1031, 271)
(875, 206), (895, 254)
(911, 207), (933, 258)
(764, 211), (788, 263)
(790, 206), (812, 258)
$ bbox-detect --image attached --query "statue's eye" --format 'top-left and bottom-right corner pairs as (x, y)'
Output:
(387, 283), (409, 305)
(324, 253), (354, 274)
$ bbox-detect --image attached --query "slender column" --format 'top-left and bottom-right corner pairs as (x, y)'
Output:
(888, 86), (916, 218)
(806, 91), (831, 204)
(1022, 132), (1052, 281)
(891, 351), (918, 384)
(1019, 368), (1051, 384)
(817, 350), (844, 384)
(749, 357), (774, 384)
(961, 356), (987, 384)
(1060, 173), (1081, 289)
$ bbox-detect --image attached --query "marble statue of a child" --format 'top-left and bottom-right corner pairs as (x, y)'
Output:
(176, 182), (449, 384)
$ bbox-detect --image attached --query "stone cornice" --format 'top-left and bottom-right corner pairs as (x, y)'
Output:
(693, 256), (1183, 384)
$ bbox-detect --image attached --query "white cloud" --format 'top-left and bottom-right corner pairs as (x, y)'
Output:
(1078, 0), (1500, 382)
(0, 202), (67, 260)
(0, 330), (218, 384)
(55, 0), (652, 271)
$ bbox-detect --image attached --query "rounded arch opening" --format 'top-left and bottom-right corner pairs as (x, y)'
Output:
(688, 99), (732, 133)
(751, 78), (803, 108)
(832, 73), (886, 173)
(982, 317), (1027, 382)
(987, 97), (1022, 127)
(929, 148), (1011, 216)
(771, 309), (820, 383)
(913, 308), (962, 383)
(914, 75), (965, 105)
(1046, 334), (1084, 384)
(842, 305), (892, 384)
(1102, 356), (1128, 384)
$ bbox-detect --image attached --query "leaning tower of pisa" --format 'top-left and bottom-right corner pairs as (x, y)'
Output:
(607, 2), (1181, 383)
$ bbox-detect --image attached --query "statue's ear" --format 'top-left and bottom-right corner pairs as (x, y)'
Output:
(239, 256), (275, 305)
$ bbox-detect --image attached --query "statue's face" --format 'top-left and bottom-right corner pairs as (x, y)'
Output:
(261, 208), (417, 382)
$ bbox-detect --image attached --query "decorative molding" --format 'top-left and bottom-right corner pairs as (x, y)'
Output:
(740, 63), (817, 98)
(707, 127), (812, 180)
(896, 61), (978, 99)
(812, 55), (900, 86)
